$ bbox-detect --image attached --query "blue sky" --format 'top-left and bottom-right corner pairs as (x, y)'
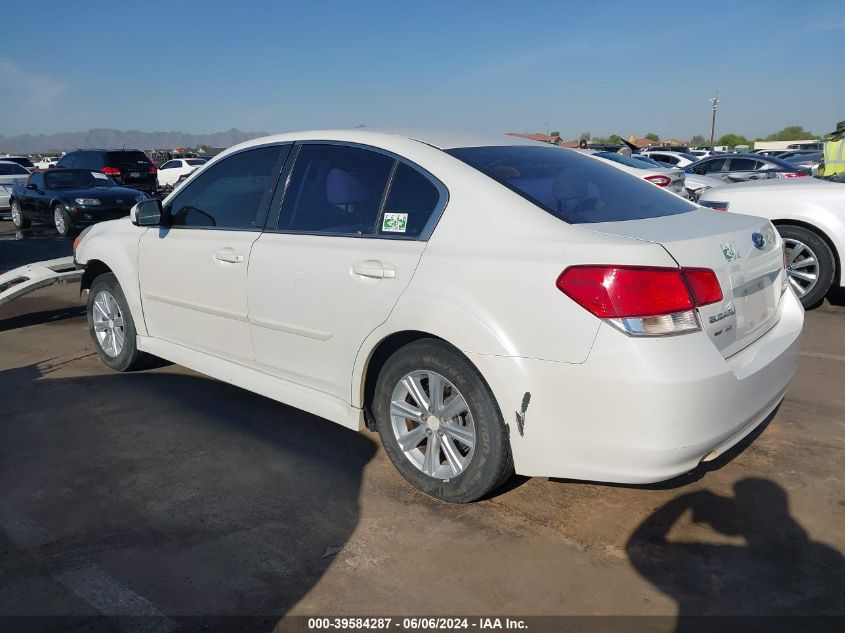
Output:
(2, 0), (843, 139)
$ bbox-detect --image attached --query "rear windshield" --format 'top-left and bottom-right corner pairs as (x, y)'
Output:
(0, 162), (30, 175)
(2, 157), (34, 168)
(186, 158), (206, 166)
(446, 145), (694, 224)
(46, 170), (116, 189)
(105, 151), (152, 165)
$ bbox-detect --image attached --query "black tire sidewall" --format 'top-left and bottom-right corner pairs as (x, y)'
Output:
(87, 273), (142, 371)
(373, 339), (512, 503)
(778, 224), (835, 308)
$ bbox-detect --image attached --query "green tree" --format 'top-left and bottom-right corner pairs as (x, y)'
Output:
(608, 134), (624, 144)
(717, 133), (751, 148)
(550, 131), (560, 138)
(579, 131), (591, 141)
(645, 133), (659, 142)
(764, 126), (815, 142)
(690, 134), (706, 146)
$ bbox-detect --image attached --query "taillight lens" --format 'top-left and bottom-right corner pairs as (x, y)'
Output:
(148, 165), (157, 174)
(644, 175), (671, 187)
(556, 265), (723, 336)
(781, 172), (807, 178)
(101, 166), (120, 176)
(682, 268), (723, 306)
(699, 200), (729, 212)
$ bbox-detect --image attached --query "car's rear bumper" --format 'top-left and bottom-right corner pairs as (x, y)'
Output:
(468, 288), (804, 483)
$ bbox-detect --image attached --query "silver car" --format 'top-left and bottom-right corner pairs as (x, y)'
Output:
(685, 153), (809, 184)
(0, 161), (31, 220)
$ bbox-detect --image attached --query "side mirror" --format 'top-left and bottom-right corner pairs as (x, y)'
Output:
(130, 198), (163, 226)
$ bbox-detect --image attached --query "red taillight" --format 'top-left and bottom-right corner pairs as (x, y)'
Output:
(556, 265), (723, 319)
(556, 266), (693, 318)
(782, 172), (807, 178)
(644, 175), (671, 187)
(148, 165), (157, 174)
(682, 268), (723, 306)
(101, 166), (120, 176)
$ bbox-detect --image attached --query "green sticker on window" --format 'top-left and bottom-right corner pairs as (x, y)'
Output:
(382, 212), (408, 233)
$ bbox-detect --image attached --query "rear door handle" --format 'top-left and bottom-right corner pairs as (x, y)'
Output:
(214, 248), (244, 264)
(352, 259), (396, 279)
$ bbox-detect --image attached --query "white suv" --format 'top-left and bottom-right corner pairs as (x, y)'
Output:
(74, 130), (803, 502)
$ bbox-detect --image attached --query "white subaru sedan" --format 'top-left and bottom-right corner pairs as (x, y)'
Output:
(73, 130), (803, 502)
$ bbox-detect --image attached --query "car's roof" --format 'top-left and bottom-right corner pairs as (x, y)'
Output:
(229, 129), (542, 152)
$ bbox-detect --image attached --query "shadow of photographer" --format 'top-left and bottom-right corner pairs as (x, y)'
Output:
(626, 478), (845, 630)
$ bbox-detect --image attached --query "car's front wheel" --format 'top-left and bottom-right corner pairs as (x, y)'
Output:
(10, 200), (30, 229)
(53, 203), (75, 237)
(373, 339), (513, 503)
(87, 273), (145, 371)
(778, 224), (835, 308)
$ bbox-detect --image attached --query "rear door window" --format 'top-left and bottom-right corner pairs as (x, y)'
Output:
(379, 163), (441, 237)
(692, 158), (726, 174)
(276, 144), (394, 235)
(447, 145), (694, 224)
(727, 158), (759, 171)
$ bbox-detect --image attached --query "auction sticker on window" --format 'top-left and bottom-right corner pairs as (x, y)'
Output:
(382, 212), (408, 233)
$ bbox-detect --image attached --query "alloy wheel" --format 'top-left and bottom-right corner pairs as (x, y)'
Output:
(390, 370), (476, 480)
(11, 203), (21, 225)
(92, 290), (125, 357)
(783, 238), (819, 298)
(54, 207), (67, 234)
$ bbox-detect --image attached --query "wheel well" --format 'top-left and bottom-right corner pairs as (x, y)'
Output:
(81, 260), (113, 291)
(773, 219), (841, 285)
(361, 330), (445, 431)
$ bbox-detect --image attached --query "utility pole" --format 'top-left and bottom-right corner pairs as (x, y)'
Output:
(709, 89), (720, 148)
(544, 122), (549, 137)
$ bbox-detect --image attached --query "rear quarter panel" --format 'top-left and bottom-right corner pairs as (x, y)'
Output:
(351, 155), (679, 406)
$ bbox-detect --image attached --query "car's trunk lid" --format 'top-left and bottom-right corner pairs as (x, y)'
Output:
(586, 208), (786, 357)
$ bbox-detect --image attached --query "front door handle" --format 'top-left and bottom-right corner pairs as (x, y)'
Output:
(214, 248), (244, 264)
(352, 259), (396, 279)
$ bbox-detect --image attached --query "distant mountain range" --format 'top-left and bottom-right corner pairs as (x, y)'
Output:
(0, 128), (269, 154)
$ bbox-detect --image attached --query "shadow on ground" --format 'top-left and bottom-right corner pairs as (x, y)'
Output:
(0, 362), (377, 629)
(627, 478), (845, 631)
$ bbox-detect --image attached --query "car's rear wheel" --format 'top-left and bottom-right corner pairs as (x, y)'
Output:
(778, 224), (835, 308)
(10, 200), (29, 229)
(53, 203), (75, 237)
(373, 339), (513, 503)
(87, 273), (145, 372)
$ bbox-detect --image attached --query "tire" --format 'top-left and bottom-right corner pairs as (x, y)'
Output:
(373, 339), (513, 503)
(777, 224), (835, 309)
(53, 203), (76, 237)
(87, 273), (145, 371)
(10, 200), (30, 229)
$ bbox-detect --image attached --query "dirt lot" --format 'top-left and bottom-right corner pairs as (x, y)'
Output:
(1, 226), (844, 632)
